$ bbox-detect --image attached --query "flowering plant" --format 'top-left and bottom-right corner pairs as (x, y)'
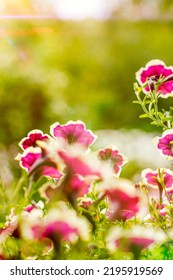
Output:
(1, 60), (173, 260)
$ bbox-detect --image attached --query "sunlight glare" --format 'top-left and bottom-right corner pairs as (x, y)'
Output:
(50, 0), (110, 20)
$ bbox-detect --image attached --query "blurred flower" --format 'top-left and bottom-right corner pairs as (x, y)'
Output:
(136, 59), (173, 97)
(32, 221), (78, 242)
(57, 150), (102, 206)
(99, 179), (140, 220)
(141, 168), (173, 199)
(67, 174), (91, 197)
(23, 200), (44, 214)
(78, 197), (93, 210)
(15, 147), (62, 179)
(16, 147), (41, 172)
(19, 129), (49, 150)
(50, 120), (97, 147)
(0, 208), (18, 242)
(58, 150), (101, 178)
(39, 183), (59, 202)
(153, 129), (173, 160)
(98, 146), (127, 176)
(106, 226), (166, 256)
(23, 202), (91, 245)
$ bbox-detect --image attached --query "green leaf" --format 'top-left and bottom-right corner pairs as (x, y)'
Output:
(139, 114), (149, 118)
(133, 100), (141, 104)
(150, 121), (159, 126)
(144, 100), (152, 105)
(157, 112), (163, 118)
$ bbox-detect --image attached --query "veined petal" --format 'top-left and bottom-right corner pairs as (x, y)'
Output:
(50, 120), (97, 147)
(15, 147), (42, 172)
(153, 129), (173, 159)
(98, 145), (128, 176)
(19, 129), (49, 150)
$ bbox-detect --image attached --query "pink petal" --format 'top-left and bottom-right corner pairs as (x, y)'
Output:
(50, 121), (96, 147)
(69, 174), (90, 197)
(129, 237), (154, 248)
(20, 150), (41, 172)
(158, 81), (173, 96)
(19, 130), (49, 150)
(42, 166), (62, 179)
(58, 151), (101, 178)
(32, 221), (78, 241)
(98, 147), (127, 175)
(145, 172), (158, 186)
(105, 189), (140, 220)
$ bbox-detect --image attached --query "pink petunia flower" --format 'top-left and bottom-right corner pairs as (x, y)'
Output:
(68, 174), (91, 198)
(78, 197), (93, 210)
(24, 202), (91, 244)
(153, 129), (173, 160)
(50, 120), (97, 147)
(105, 188), (140, 220)
(19, 129), (49, 150)
(98, 146), (127, 176)
(32, 221), (78, 242)
(136, 59), (173, 98)
(0, 219), (18, 242)
(57, 150), (102, 205)
(16, 147), (41, 172)
(23, 201), (44, 214)
(106, 226), (166, 256)
(98, 179), (140, 221)
(58, 150), (101, 178)
(0, 209), (19, 242)
(141, 168), (173, 199)
(15, 147), (62, 180)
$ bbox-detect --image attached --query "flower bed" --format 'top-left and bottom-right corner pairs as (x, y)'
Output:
(1, 60), (173, 260)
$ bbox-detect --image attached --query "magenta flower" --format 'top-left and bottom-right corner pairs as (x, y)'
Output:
(50, 120), (97, 147)
(141, 168), (173, 199)
(32, 221), (78, 242)
(27, 204), (90, 244)
(98, 146), (127, 176)
(58, 150), (101, 178)
(105, 188), (140, 220)
(136, 59), (173, 97)
(78, 197), (93, 210)
(68, 174), (91, 197)
(100, 180), (140, 221)
(106, 226), (166, 256)
(127, 237), (155, 249)
(19, 129), (49, 150)
(58, 151), (101, 206)
(0, 209), (19, 242)
(16, 148), (41, 172)
(16, 148), (62, 180)
(0, 220), (18, 242)
(153, 129), (173, 159)
(24, 201), (44, 213)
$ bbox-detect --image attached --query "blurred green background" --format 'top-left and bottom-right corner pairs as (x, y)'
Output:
(1, 19), (173, 146)
(1, 0), (173, 181)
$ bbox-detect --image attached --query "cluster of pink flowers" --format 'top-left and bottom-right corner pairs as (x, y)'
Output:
(1, 59), (173, 260)
(134, 59), (173, 227)
(2, 120), (142, 259)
